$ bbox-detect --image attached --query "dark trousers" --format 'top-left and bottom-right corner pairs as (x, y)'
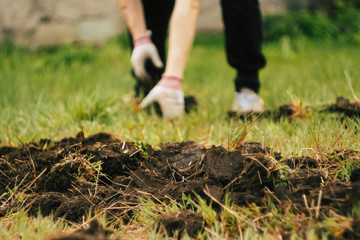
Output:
(221, 0), (266, 93)
(133, 0), (265, 97)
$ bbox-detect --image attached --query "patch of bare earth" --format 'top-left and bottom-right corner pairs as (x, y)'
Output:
(0, 132), (359, 238)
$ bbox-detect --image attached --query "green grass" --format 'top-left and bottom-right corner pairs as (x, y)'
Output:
(1, 34), (360, 239)
(0, 211), (68, 239)
(1, 34), (360, 154)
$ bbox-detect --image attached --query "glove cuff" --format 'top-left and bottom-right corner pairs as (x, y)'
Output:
(157, 75), (183, 90)
(133, 30), (152, 48)
(162, 75), (183, 82)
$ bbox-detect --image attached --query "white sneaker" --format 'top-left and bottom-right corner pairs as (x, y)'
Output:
(231, 88), (264, 113)
(139, 86), (184, 118)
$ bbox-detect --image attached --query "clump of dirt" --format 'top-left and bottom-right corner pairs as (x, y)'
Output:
(0, 132), (359, 238)
(229, 97), (360, 121)
(329, 97), (360, 117)
(348, 168), (360, 208)
(142, 95), (198, 116)
(49, 220), (112, 240)
(204, 145), (278, 205)
(284, 156), (319, 169)
(228, 101), (308, 120)
(184, 96), (199, 113)
(352, 216), (360, 239)
(28, 192), (67, 216)
(156, 212), (203, 238)
(276, 101), (308, 120)
(350, 168), (360, 182)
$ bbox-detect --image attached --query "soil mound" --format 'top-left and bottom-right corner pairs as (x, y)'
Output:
(50, 220), (112, 240)
(329, 97), (360, 117)
(0, 132), (359, 237)
(157, 212), (203, 238)
(229, 97), (360, 120)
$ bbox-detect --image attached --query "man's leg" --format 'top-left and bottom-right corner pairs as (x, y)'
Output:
(220, 0), (266, 94)
(132, 0), (175, 98)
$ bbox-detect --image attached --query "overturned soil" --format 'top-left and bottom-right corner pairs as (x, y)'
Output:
(329, 97), (360, 118)
(50, 220), (112, 240)
(0, 132), (359, 238)
(229, 97), (360, 120)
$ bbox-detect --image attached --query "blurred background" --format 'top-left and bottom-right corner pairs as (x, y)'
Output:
(1, 0), (359, 48)
(1, 0), (360, 146)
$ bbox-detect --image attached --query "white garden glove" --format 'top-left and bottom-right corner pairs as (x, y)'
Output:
(139, 86), (184, 118)
(131, 32), (163, 82)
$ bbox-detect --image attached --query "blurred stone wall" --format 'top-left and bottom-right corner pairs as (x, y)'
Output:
(0, 0), (313, 48)
(0, 0), (124, 48)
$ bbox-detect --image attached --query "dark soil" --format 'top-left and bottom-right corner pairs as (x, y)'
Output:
(229, 97), (360, 120)
(157, 212), (203, 238)
(0, 132), (359, 238)
(329, 97), (360, 117)
(228, 101), (308, 120)
(50, 220), (112, 240)
(146, 95), (198, 116)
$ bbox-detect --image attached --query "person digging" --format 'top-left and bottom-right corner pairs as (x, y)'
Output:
(117, 0), (266, 118)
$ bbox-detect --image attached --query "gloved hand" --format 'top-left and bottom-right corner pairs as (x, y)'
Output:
(139, 85), (184, 118)
(131, 32), (163, 82)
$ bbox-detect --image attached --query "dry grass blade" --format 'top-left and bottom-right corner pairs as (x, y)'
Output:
(233, 113), (262, 149)
(94, 166), (101, 198)
(25, 147), (37, 176)
(72, 185), (96, 206)
(302, 194), (312, 217)
(316, 189), (323, 219)
(0, 169), (11, 181)
(203, 185), (264, 238)
(3, 173), (29, 204)
(264, 186), (282, 205)
(244, 154), (271, 176)
(344, 70), (359, 101)
(22, 168), (47, 191)
(223, 167), (247, 190)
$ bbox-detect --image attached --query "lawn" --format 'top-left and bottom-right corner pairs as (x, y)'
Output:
(1, 35), (360, 151)
(0, 34), (359, 239)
